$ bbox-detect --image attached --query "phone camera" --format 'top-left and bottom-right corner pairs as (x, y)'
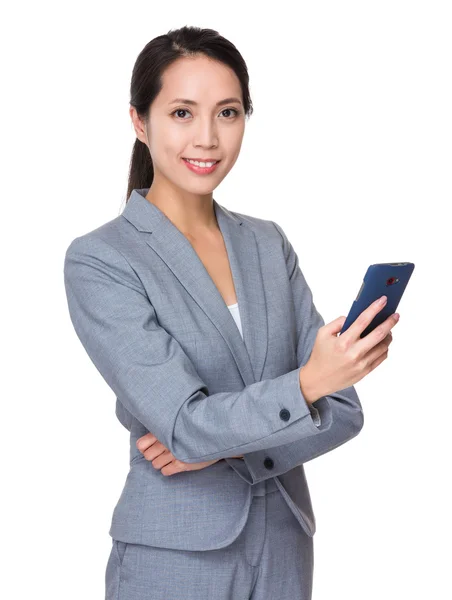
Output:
(386, 277), (398, 286)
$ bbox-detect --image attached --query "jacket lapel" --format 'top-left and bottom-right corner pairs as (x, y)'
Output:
(121, 189), (268, 386)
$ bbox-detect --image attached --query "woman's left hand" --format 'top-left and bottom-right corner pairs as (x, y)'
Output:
(136, 433), (220, 476)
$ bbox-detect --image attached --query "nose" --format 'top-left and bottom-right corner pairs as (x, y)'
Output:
(193, 117), (219, 149)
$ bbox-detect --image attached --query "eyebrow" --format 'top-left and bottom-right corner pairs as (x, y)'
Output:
(168, 97), (242, 107)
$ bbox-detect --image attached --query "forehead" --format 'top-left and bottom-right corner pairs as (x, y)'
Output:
(157, 56), (242, 104)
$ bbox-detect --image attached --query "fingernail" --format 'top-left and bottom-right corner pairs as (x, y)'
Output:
(379, 295), (387, 304)
(394, 313), (400, 320)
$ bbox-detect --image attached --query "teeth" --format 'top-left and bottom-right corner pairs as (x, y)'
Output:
(185, 159), (218, 168)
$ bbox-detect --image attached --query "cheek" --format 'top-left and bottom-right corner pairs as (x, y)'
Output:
(150, 121), (186, 156)
(224, 144), (242, 170)
(224, 127), (244, 157)
(164, 125), (187, 148)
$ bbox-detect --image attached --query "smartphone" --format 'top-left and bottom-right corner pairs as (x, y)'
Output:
(339, 262), (415, 338)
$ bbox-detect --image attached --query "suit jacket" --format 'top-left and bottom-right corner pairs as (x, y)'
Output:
(63, 188), (364, 550)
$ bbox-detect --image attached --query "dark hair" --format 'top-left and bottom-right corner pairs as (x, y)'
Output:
(126, 25), (254, 201)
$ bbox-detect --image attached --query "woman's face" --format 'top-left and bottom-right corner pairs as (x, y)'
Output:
(132, 55), (246, 197)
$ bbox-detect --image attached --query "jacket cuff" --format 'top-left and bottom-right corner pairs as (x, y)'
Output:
(241, 396), (333, 484)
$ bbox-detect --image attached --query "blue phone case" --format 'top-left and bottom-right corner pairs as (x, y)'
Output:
(339, 262), (415, 338)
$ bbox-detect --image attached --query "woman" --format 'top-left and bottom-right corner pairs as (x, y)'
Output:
(64, 25), (396, 600)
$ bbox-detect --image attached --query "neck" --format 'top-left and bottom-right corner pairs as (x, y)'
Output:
(145, 181), (218, 237)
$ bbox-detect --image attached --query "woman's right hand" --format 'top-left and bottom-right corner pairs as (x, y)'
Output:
(300, 295), (399, 399)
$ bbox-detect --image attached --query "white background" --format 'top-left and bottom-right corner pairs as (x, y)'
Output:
(2, 1), (451, 598)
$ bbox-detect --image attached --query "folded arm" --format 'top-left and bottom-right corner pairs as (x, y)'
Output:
(64, 235), (333, 465)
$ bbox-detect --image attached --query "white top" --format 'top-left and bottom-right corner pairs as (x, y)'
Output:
(227, 302), (243, 338)
(226, 301), (321, 427)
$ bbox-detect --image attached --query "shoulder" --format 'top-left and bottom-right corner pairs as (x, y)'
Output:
(63, 214), (144, 288)
(64, 210), (139, 261)
(63, 220), (147, 297)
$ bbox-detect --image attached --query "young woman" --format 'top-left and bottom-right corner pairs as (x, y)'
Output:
(64, 25), (396, 600)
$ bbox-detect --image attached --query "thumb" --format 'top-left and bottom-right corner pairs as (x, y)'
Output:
(325, 315), (347, 335)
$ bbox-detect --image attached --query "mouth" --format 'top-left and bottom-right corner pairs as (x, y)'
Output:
(181, 158), (222, 174)
(182, 158), (221, 164)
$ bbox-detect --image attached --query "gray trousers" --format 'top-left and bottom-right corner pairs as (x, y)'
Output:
(105, 478), (314, 599)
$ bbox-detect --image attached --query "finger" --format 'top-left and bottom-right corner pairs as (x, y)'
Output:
(343, 295), (388, 343)
(136, 433), (157, 452)
(151, 450), (175, 470)
(143, 440), (167, 462)
(161, 459), (187, 477)
(366, 347), (388, 374)
(354, 312), (399, 359)
(361, 333), (392, 372)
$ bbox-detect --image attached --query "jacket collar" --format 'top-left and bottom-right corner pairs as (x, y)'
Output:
(121, 188), (268, 386)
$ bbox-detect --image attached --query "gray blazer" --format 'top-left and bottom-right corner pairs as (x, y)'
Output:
(63, 188), (364, 551)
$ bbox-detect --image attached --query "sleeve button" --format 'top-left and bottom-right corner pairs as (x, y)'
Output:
(279, 408), (291, 421)
(263, 457), (274, 470)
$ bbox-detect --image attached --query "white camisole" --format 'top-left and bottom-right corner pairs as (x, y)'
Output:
(227, 302), (243, 338)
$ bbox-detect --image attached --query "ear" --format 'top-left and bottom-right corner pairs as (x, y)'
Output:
(129, 105), (148, 146)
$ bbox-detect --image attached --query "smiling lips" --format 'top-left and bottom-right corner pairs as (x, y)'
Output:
(183, 158), (220, 163)
(182, 158), (221, 174)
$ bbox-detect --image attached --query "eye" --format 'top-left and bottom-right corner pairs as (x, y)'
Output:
(171, 109), (191, 120)
(171, 108), (240, 120)
(220, 108), (239, 118)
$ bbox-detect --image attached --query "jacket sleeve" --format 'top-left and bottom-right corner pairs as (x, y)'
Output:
(232, 221), (364, 484)
(63, 234), (333, 464)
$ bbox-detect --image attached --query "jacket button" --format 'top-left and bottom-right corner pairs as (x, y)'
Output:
(264, 457), (274, 470)
(279, 408), (291, 421)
